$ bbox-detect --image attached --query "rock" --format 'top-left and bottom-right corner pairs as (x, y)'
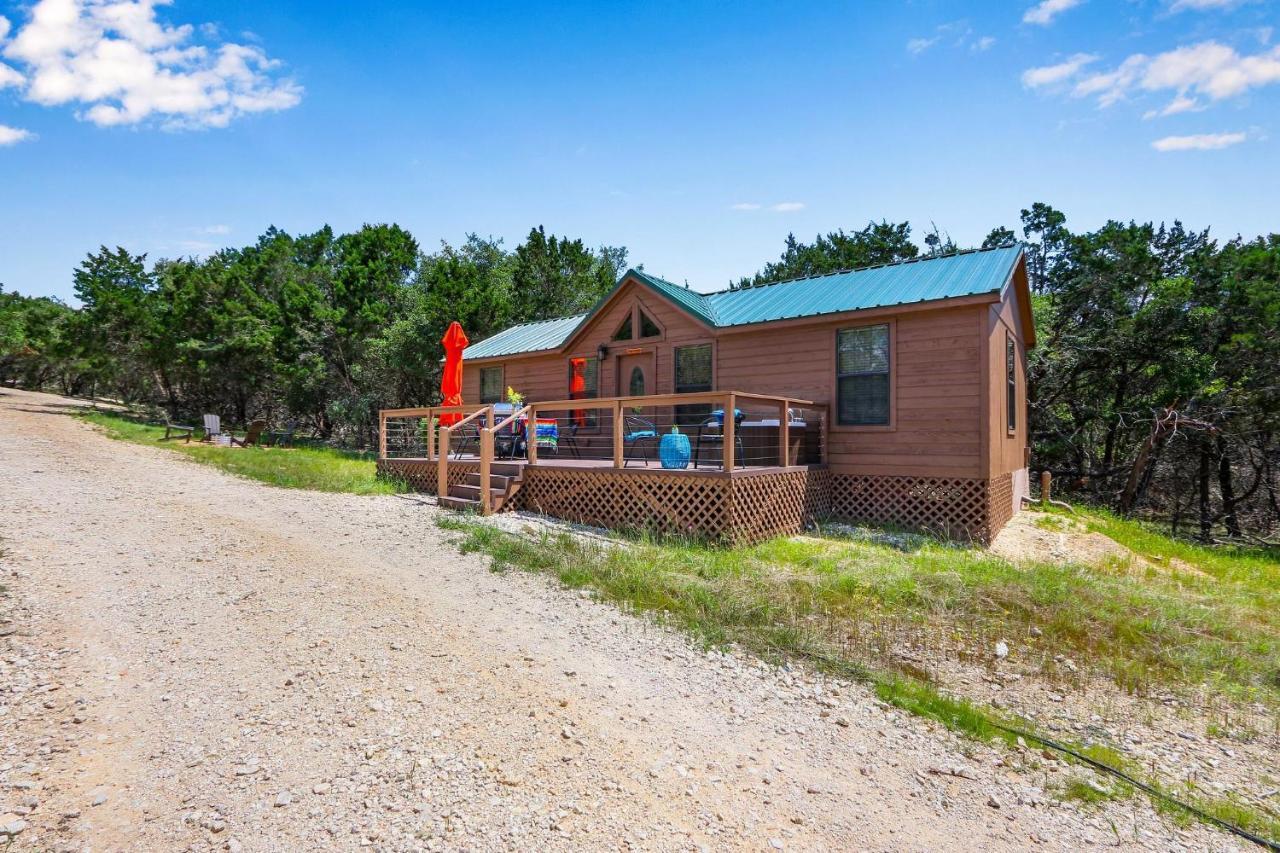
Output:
(1, 817), (29, 837)
(768, 839), (784, 850)
(312, 783), (332, 795)
(91, 792), (108, 806)
(988, 794), (1003, 809)
(834, 717), (850, 728)
(274, 791), (292, 807)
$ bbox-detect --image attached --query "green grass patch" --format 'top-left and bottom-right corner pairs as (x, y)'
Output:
(450, 513), (1278, 703)
(440, 516), (1280, 845)
(80, 410), (406, 495)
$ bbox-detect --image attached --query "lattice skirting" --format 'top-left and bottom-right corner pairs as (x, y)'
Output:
(380, 459), (1016, 545)
(828, 474), (1012, 543)
(377, 459), (477, 495)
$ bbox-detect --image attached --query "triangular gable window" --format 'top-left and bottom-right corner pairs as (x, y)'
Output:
(612, 314), (633, 341)
(639, 308), (661, 338)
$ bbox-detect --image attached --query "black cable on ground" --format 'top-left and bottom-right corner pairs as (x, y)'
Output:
(989, 721), (1279, 852)
(786, 646), (1279, 851)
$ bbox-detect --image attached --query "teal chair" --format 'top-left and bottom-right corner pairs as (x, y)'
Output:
(622, 415), (659, 466)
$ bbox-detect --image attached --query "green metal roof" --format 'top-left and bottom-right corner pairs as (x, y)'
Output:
(462, 245), (1023, 359)
(704, 244), (1023, 327)
(462, 314), (586, 360)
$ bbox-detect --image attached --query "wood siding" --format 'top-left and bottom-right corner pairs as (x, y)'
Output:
(983, 267), (1030, 480)
(716, 305), (984, 478)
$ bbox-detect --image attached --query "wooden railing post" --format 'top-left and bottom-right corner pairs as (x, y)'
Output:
(437, 427), (450, 496)
(613, 400), (624, 468)
(527, 405), (538, 465)
(1040, 470), (1052, 508)
(779, 398), (790, 467)
(426, 408), (436, 460)
(480, 428), (493, 515)
(379, 411), (387, 460)
(723, 393), (736, 471)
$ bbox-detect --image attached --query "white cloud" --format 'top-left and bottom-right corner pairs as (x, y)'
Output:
(906, 36), (939, 55)
(1023, 0), (1084, 26)
(771, 202), (805, 212)
(0, 124), (35, 145)
(1151, 131), (1246, 150)
(730, 202), (761, 211)
(1022, 53), (1098, 88)
(0, 61), (23, 88)
(973, 36), (997, 52)
(2, 0), (301, 130)
(203, 223), (230, 234)
(0, 15), (10, 40)
(1072, 41), (1280, 108)
(1170, 0), (1242, 10)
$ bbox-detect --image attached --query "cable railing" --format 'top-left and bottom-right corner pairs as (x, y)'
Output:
(380, 392), (828, 494)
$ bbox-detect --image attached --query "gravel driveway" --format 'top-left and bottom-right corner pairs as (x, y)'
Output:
(0, 388), (1240, 851)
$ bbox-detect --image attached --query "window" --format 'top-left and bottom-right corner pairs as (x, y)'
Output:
(639, 308), (661, 338)
(837, 324), (890, 426)
(629, 366), (646, 396)
(568, 357), (600, 428)
(675, 344), (713, 425)
(675, 344), (712, 393)
(1006, 333), (1017, 433)
(479, 366), (503, 403)
(612, 314), (633, 341)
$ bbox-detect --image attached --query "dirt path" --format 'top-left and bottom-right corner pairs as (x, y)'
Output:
(0, 388), (1240, 851)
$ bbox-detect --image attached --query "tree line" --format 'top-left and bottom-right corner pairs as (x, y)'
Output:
(2, 207), (1278, 541)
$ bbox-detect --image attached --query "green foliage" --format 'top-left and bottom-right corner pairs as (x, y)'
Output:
(3, 225), (626, 447)
(81, 410), (404, 495)
(740, 220), (919, 287)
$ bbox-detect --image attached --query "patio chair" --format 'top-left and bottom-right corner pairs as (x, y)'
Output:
(622, 414), (659, 467)
(162, 420), (195, 442)
(693, 409), (745, 469)
(266, 421), (298, 447)
(201, 414), (222, 442)
(230, 419), (267, 447)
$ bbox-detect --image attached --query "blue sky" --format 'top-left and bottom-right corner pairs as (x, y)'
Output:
(1, 0), (1277, 301)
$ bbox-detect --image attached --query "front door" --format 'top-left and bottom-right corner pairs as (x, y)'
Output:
(616, 351), (653, 398)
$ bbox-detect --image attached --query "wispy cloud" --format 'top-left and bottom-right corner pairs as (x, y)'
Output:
(1170, 0), (1243, 10)
(1151, 130), (1246, 150)
(973, 36), (997, 52)
(1022, 53), (1098, 88)
(203, 224), (230, 235)
(1072, 41), (1280, 111)
(1023, 0), (1085, 26)
(2, 0), (302, 130)
(0, 124), (35, 145)
(906, 36), (939, 56)
(730, 201), (805, 213)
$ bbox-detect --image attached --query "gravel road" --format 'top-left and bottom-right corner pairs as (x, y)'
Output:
(0, 388), (1241, 851)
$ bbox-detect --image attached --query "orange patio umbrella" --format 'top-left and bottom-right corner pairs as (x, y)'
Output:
(439, 321), (469, 426)
(569, 357), (587, 427)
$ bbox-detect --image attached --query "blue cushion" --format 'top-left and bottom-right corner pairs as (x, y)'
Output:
(626, 430), (658, 442)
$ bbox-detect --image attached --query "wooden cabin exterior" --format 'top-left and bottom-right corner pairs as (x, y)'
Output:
(380, 246), (1034, 543)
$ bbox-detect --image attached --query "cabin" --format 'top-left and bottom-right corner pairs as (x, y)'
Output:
(378, 245), (1034, 544)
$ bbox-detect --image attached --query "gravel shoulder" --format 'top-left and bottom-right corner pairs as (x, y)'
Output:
(0, 387), (1244, 851)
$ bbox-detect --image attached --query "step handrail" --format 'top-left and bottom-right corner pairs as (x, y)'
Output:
(437, 404), (494, 500)
(478, 404), (531, 515)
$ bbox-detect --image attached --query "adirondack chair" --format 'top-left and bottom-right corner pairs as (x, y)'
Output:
(162, 420), (195, 442)
(230, 419), (267, 447)
(201, 414), (222, 442)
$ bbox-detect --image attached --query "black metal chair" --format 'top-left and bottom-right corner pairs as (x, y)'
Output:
(622, 414), (659, 467)
(693, 409), (745, 469)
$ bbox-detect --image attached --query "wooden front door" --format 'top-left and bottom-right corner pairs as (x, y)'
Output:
(616, 351), (653, 398)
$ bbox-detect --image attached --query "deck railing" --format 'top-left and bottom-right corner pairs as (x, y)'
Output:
(381, 392), (828, 507)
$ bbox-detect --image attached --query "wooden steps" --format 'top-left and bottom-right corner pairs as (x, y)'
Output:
(438, 462), (523, 514)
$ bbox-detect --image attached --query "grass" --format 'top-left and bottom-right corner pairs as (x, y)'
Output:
(80, 410), (406, 495)
(442, 514), (1280, 704)
(437, 514), (1280, 845)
